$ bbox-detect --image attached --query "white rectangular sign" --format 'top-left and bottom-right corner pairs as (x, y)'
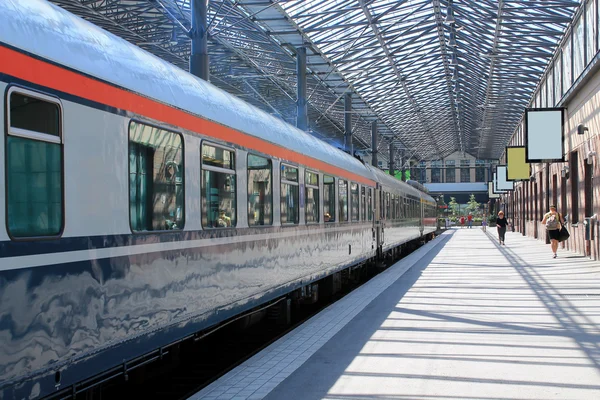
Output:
(493, 172), (506, 194)
(496, 166), (514, 191)
(525, 109), (564, 162)
(488, 182), (500, 199)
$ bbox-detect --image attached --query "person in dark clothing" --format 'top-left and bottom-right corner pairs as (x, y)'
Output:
(496, 210), (508, 245)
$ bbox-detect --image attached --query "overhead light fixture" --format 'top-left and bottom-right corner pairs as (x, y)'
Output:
(446, 6), (456, 24)
(452, 68), (458, 80)
(448, 31), (457, 47)
(169, 26), (178, 45)
(450, 54), (457, 66)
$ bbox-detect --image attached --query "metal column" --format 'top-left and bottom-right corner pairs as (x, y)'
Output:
(371, 121), (378, 167)
(296, 47), (308, 131)
(401, 149), (407, 181)
(389, 144), (395, 176)
(190, 0), (209, 81)
(344, 93), (353, 154)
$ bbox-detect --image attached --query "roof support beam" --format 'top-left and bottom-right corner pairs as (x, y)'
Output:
(190, 0), (209, 81)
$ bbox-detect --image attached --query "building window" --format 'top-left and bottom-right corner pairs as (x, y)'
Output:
(247, 154), (272, 226)
(555, 55), (563, 101)
(201, 143), (235, 228)
(587, 0), (596, 66)
(6, 90), (63, 237)
(324, 175), (335, 222)
(547, 70), (554, 107)
(338, 179), (348, 222)
(563, 37), (572, 91)
(418, 161), (427, 183)
(475, 160), (486, 182)
(281, 164), (299, 224)
(574, 17), (585, 79)
(305, 170), (319, 223)
(460, 160), (471, 182)
(130, 121), (184, 231)
(431, 160), (442, 183)
(445, 160), (455, 183)
(351, 182), (359, 221)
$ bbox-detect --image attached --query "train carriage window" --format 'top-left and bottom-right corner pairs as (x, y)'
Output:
(367, 188), (373, 221)
(324, 175), (335, 222)
(350, 182), (359, 222)
(305, 170), (319, 223)
(248, 154), (272, 226)
(6, 90), (63, 237)
(281, 164), (299, 224)
(360, 187), (366, 221)
(129, 121), (184, 231)
(201, 143), (236, 228)
(339, 179), (348, 222)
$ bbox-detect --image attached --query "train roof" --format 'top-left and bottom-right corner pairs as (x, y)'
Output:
(0, 0), (371, 182)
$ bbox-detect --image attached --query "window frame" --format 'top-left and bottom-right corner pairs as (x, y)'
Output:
(323, 174), (336, 223)
(129, 119), (186, 233)
(201, 140), (237, 229)
(338, 178), (349, 222)
(280, 162), (300, 225)
(350, 182), (359, 222)
(5, 86), (65, 240)
(247, 153), (273, 227)
(305, 169), (320, 224)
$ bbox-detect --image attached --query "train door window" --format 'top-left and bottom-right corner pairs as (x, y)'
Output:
(338, 179), (348, 222)
(360, 187), (366, 221)
(6, 89), (63, 238)
(247, 154), (272, 226)
(570, 151), (579, 224)
(367, 188), (373, 221)
(281, 164), (299, 224)
(350, 182), (359, 222)
(130, 121), (184, 231)
(201, 143), (236, 228)
(386, 192), (391, 220)
(323, 175), (335, 222)
(305, 170), (319, 223)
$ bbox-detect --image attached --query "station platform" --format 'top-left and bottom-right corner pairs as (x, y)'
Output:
(190, 228), (600, 400)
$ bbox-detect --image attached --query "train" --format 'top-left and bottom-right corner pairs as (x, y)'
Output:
(0, 0), (437, 398)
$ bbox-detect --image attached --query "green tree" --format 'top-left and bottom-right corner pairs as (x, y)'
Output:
(448, 196), (459, 216)
(466, 194), (481, 215)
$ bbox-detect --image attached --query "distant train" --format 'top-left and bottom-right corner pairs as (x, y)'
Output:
(0, 1), (437, 398)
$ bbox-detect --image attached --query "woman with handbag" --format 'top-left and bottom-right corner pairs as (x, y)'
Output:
(542, 205), (565, 258)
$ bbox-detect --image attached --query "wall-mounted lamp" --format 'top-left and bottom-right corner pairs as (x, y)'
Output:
(529, 174), (536, 182)
(577, 124), (589, 135)
(587, 151), (596, 165)
(561, 165), (569, 179)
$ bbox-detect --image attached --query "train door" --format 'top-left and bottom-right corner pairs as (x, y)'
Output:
(419, 198), (424, 234)
(375, 186), (384, 255)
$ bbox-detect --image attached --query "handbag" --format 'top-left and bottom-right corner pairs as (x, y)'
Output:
(558, 225), (570, 242)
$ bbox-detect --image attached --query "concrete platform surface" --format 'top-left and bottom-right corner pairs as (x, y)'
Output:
(190, 228), (600, 400)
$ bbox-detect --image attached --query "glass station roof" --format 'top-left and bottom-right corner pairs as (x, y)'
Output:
(49, 0), (581, 164)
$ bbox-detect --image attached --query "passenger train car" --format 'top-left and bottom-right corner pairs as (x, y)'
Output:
(0, 1), (436, 398)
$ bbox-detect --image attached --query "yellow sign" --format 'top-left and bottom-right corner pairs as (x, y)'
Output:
(506, 146), (530, 181)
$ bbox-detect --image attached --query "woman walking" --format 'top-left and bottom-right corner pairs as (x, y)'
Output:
(542, 205), (564, 258)
(496, 211), (508, 245)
